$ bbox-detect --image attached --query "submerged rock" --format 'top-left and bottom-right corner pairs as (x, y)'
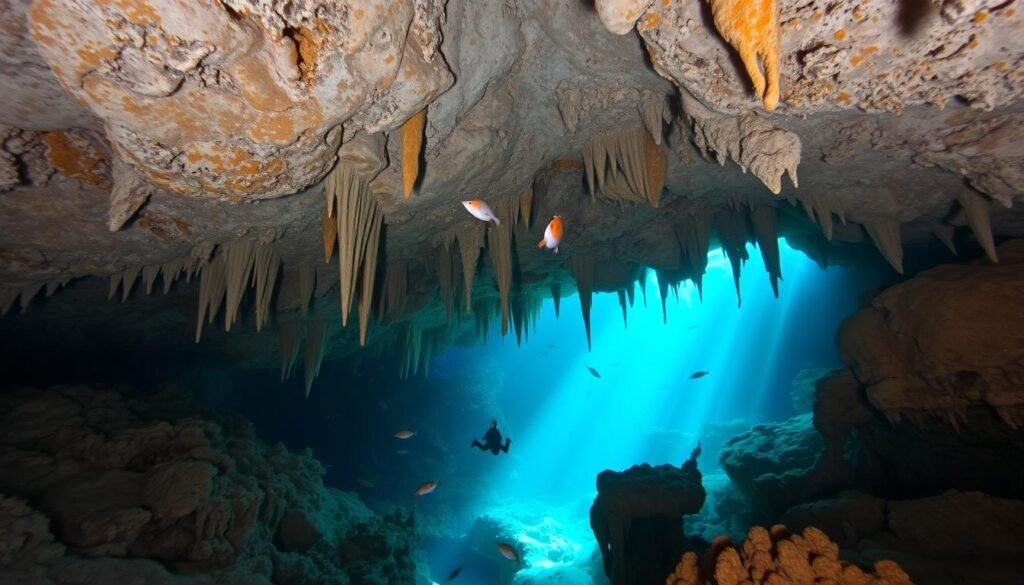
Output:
(0, 385), (423, 584)
(590, 446), (706, 585)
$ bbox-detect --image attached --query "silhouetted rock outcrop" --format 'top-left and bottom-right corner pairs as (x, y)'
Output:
(590, 445), (705, 585)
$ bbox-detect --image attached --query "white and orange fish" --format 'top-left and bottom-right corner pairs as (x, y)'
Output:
(497, 543), (520, 563)
(537, 215), (563, 253)
(461, 200), (501, 225)
(394, 429), (416, 439)
(413, 481), (438, 496)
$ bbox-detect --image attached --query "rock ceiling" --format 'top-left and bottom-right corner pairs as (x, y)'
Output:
(0, 0), (1022, 382)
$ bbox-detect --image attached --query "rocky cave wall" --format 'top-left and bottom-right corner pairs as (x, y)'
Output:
(713, 241), (1024, 585)
(0, 0), (1022, 385)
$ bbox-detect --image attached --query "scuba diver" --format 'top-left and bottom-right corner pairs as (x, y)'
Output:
(471, 420), (511, 455)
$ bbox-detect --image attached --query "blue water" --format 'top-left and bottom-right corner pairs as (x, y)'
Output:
(192, 240), (889, 584)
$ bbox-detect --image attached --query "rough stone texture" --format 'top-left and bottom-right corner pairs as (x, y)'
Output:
(783, 490), (1024, 585)
(0, 385), (424, 584)
(0, 0), (1023, 374)
(719, 413), (823, 498)
(665, 524), (912, 585)
(26, 0), (452, 201)
(838, 240), (1024, 429)
(635, 0), (1024, 114)
(590, 447), (706, 585)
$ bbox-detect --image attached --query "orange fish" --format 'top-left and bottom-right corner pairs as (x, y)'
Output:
(413, 481), (438, 496)
(497, 543), (519, 563)
(461, 200), (501, 225)
(394, 429), (416, 439)
(537, 215), (563, 253)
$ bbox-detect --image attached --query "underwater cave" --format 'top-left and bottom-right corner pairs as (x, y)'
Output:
(1, 1), (1023, 584)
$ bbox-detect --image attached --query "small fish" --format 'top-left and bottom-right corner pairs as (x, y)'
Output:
(461, 200), (501, 225)
(689, 371), (709, 379)
(537, 215), (564, 253)
(444, 566), (463, 583)
(394, 429), (416, 439)
(413, 481), (438, 496)
(586, 366), (601, 378)
(396, 449), (410, 455)
(497, 543), (520, 563)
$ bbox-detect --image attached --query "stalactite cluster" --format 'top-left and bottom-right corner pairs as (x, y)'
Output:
(323, 160), (384, 345)
(583, 126), (666, 207)
(195, 239), (281, 342)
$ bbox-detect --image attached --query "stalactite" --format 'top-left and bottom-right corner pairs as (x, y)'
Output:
(956, 190), (998, 263)
(638, 90), (667, 145)
(864, 220), (904, 274)
(278, 321), (303, 381)
(582, 126), (665, 207)
(655, 270), (673, 324)
(511, 293), (526, 347)
(487, 198), (519, 335)
(142, 265), (159, 295)
(550, 283), (561, 318)
(324, 160), (384, 327)
(18, 283), (42, 313)
(625, 281), (636, 307)
(0, 288), (17, 316)
(160, 257), (195, 294)
(322, 196), (337, 262)
(401, 108), (427, 199)
(569, 255), (596, 350)
(357, 203), (382, 346)
(379, 262), (409, 324)
(707, 0), (782, 110)
(45, 278), (69, 297)
(252, 243), (281, 332)
(120, 265), (140, 303)
(222, 240), (257, 331)
(457, 221), (486, 313)
(674, 211), (712, 300)
(519, 187), (534, 228)
(617, 289), (628, 329)
(796, 193), (838, 241)
(303, 320), (328, 397)
(714, 207), (750, 307)
(750, 205), (782, 297)
(930, 224), (958, 255)
(195, 252), (226, 342)
(434, 232), (457, 322)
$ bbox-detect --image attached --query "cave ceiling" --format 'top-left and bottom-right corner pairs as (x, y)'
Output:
(0, 0), (1022, 373)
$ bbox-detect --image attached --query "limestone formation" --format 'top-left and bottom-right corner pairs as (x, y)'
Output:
(0, 0), (1023, 387)
(838, 241), (1024, 428)
(666, 525), (913, 585)
(583, 126), (666, 207)
(26, 0), (452, 200)
(679, 91), (800, 195)
(591, 445), (705, 585)
(401, 109), (427, 199)
(707, 0), (783, 111)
